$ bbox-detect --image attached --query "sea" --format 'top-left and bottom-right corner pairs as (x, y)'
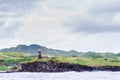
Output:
(0, 71), (119, 80)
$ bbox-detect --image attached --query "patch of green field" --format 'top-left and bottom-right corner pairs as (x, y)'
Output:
(0, 52), (36, 68)
(0, 52), (120, 71)
(24, 56), (120, 66)
(55, 57), (120, 66)
(0, 66), (8, 71)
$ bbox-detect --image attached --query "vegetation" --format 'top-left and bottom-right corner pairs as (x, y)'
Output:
(1, 44), (120, 57)
(0, 52), (36, 70)
(0, 66), (8, 71)
(0, 52), (119, 71)
(24, 56), (120, 66)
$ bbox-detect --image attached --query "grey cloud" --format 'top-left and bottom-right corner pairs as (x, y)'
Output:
(0, 0), (41, 18)
(64, 13), (120, 34)
(47, 0), (82, 10)
(0, 21), (21, 38)
(75, 21), (120, 33)
(61, 0), (120, 34)
(89, 0), (120, 14)
(0, 0), (40, 38)
(42, 0), (120, 34)
(0, 0), (39, 11)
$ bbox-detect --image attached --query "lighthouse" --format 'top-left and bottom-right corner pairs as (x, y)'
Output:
(37, 47), (41, 59)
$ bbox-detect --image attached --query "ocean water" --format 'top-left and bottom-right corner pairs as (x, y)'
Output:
(0, 71), (119, 80)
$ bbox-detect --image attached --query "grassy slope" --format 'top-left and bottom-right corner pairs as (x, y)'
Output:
(0, 66), (8, 71)
(24, 56), (120, 66)
(57, 57), (120, 66)
(0, 52), (35, 67)
(0, 52), (119, 71)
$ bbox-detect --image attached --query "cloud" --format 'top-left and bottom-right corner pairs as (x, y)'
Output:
(65, 13), (120, 33)
(0, 0), (40, 38)
(62, 0), (120, 34)
(15, 5), (74, 45)
(0, 0), (39, 11)
(0, 18), (20, 38)
(0, 0), (120, 52)
(90, 0), (120, 14)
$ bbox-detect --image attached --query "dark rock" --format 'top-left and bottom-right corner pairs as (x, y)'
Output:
(20, 61), (120, 72)
(20, 61), (93, 72)
(93, 66), (120, 71)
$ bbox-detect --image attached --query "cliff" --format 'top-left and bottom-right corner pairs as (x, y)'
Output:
(20, 60), (120, 72)
(20, 60), (93, 72)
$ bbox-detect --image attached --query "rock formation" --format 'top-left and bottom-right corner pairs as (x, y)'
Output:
(20, 60), (120, 72)
(20, 60), (93, 72)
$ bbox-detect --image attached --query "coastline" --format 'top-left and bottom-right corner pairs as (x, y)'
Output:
(0, 70), (19, 73)
(20, 60), (120, 72)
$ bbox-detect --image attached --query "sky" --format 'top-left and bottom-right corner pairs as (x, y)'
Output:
(0, 0), (120, 53)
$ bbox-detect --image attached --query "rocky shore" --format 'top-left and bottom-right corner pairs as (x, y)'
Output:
(20, 60), (120, 72)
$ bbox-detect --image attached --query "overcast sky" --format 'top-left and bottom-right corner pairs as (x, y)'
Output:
(0, 0), (120, 52)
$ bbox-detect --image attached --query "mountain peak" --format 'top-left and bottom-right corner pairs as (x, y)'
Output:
(0, 44), (81, 56)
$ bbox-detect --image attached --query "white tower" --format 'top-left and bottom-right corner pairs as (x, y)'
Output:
(37, 47), (41, 59)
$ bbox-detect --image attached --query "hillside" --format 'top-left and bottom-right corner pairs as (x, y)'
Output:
(0, 51), (119, 71)
(0, 44), (83, 56)
(0, 52), (35, 71)
(0, 44), (120, 58)
(0, 52), (119, 71)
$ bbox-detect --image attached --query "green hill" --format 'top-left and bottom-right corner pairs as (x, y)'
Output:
(0, 52), (35, 67)
(0, 44), (83, 56)
(0, 52), (119, 71)
(0, 44), (120, 58)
